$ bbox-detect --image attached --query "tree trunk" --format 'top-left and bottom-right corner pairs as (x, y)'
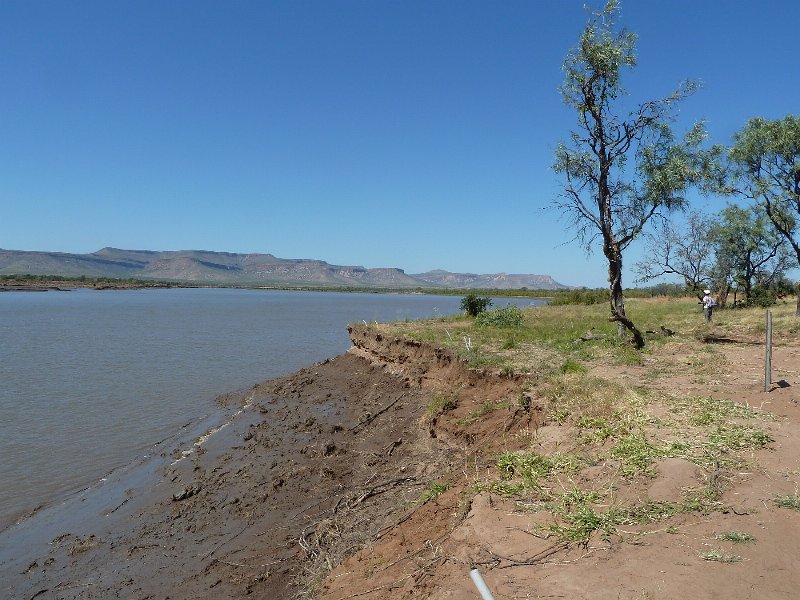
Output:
(607, 250), (644, 349)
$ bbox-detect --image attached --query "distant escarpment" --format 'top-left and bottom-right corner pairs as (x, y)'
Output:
(0, 248), (568, 290)
(411, 269), (567, 290)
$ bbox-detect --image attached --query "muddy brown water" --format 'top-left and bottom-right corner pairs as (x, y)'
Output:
(0, 288), (543, 529)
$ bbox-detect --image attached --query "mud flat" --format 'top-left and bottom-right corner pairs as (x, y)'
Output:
(0, 325), (531, 599)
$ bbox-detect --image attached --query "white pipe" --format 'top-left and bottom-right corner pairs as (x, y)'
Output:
(469, 568), (496, 600)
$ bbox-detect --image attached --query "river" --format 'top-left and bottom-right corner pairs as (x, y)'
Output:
(0, 287), (543, 529)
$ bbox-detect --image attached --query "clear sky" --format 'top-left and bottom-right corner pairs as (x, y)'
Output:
(1, 1), (798, 287)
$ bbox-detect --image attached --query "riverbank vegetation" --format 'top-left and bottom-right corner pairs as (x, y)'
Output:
(370, 297), (793, 546)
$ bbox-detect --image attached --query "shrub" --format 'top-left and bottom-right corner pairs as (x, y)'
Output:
(460, 294), (492, 317)
(476, 305), (524, 328)
(549, 289), (608, 306)
(745, 285), (778, 308)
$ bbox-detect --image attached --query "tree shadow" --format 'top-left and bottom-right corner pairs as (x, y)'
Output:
(702, 335), (739, 344)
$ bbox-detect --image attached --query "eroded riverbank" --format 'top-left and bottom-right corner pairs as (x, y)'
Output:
(6, 312), (800, 600)
(2, 325), (522, 598)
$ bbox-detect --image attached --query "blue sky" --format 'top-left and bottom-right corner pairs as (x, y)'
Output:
(1, 1), (798, 287)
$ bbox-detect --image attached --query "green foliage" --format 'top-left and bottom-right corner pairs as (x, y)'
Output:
(416, 481), (449, 504)
(710, 204), (791, 303)
(716, 531), (756, 544)
(501, 336), (518, 349)
(545, 489), (725, 543)
(775, 495), (800, 511)
(425, 393), (457, 418)
(611, 432), (661, 476)
(678, 395), (762, 426)
(705, 424), (772, 452)
(701, 549), (742, 563)
(459, 348), (507, 370)
(496, 451), (580, 484)
(549, 288), (608, 305)
(475, 305), (524, 328)
(730, 115), (800, 273)
(549, 503), (621, 542)
(460, 294), (492, 317)
(559, 358), (588, 374)
(745, 284), (779, 307)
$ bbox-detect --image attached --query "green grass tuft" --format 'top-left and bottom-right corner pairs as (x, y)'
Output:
(715, 531), (756, 543)
(701, 549), (742, 563)
(416, 481), (449, 504)
(775, 495), (800, 511)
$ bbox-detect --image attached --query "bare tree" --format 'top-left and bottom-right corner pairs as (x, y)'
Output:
(635, 212), (715, 296)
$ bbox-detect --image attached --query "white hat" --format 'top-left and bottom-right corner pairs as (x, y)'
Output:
(703, 289), (711, 294)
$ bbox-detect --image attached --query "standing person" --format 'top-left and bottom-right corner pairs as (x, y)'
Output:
(701, 289), (716, 322)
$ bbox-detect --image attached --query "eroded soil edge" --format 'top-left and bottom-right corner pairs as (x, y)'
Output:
(2, 325), (537, 599)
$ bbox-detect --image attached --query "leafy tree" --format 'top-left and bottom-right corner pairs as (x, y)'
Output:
(710, 204), (791, 305)
(553, 0), (724, 348)
(729, 115), (800, 314)
(460, 294), (491, 317)
(635, 211), (715, 296)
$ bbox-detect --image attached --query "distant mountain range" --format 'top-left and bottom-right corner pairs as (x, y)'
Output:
(0, 248), (568, 290)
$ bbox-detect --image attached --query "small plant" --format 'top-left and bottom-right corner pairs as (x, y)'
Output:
(715, 531), (756, 543)
(559, 358), (588, 374)
(416, 481), (449, 504)
(550, 503), (621, 542)
(496, 451), (580, 484)
(576, 415), (619, 443)
(611, 432), (661, 476)
(460, 294), (492, 317)
(459, 348), (506, 370)
(476, 305), (524, 328)
(501, 336), (518, 349)
(701, 549), (742, 563)
(775, 494), (800, 511)
(459, 400), (507, 424)
(425, 393), (457, 419)
(706, 424), (772, 452)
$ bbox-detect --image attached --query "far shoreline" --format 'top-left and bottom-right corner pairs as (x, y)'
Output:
(0, 275), (557, 298)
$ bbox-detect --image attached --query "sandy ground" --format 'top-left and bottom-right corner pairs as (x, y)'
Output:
(2, 324), (800, 599)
